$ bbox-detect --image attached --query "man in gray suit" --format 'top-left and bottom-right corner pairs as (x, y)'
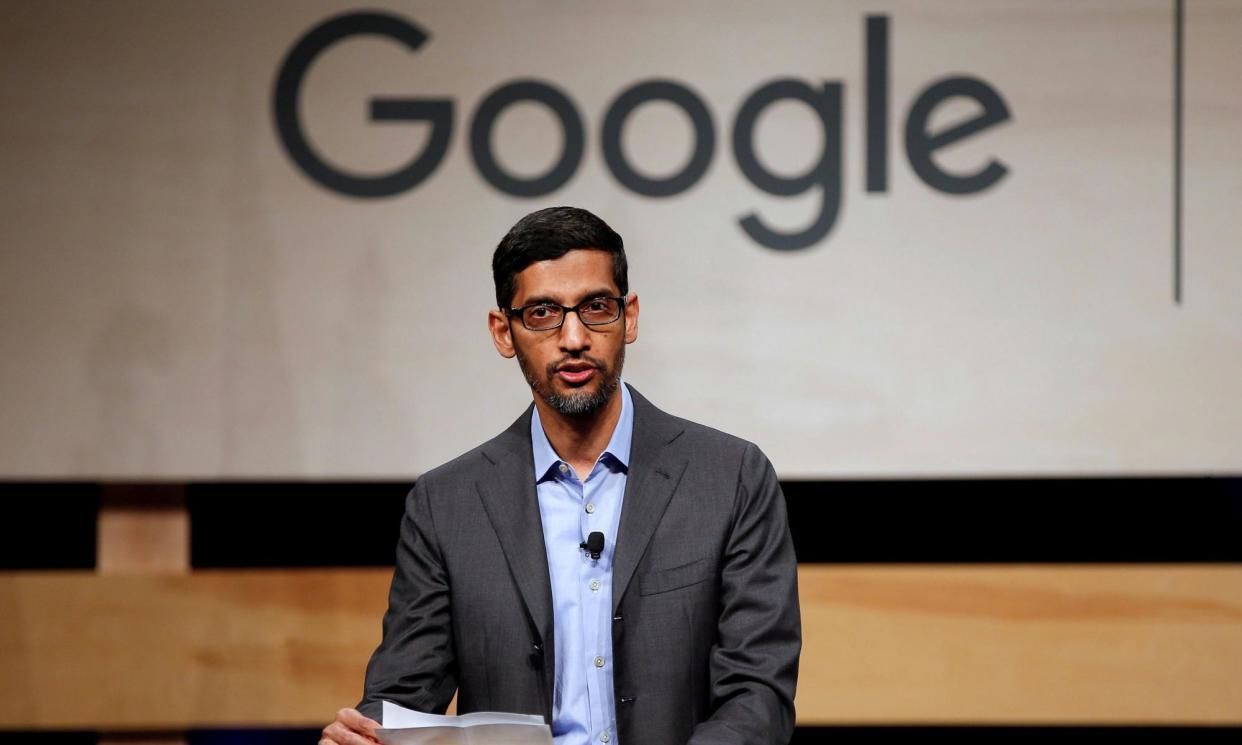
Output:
(321, 207), (800, 745)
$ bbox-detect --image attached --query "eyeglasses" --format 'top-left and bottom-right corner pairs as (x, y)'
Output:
(505, 296), (625, 331)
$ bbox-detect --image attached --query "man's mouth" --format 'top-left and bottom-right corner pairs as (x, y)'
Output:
(555, 362), (597, 385)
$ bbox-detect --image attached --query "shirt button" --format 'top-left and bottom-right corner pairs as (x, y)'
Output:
(585, 502), (595, 514)
(594, 656), (605, 668)
(600, 732), (611, 743)
(558, 463), (569, 474)
(590, 579), (601, 592)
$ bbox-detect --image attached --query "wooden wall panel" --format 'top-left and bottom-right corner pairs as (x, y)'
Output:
(796, 565), (1242, 723)
(0, 566), (1239, 730)
(0, 569), (390, 730)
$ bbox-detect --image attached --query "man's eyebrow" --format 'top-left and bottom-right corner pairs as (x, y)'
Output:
(517, 295), (558, 307)
(574, 288), (618, 303)
(518, 289), (617, 307)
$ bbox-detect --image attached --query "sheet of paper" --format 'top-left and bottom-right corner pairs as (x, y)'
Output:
(376, 723), (553, 745)
(382, 701), (546, 728)
(377, 701), (552, 745)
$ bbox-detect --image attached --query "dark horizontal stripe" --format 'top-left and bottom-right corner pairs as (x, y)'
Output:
(783, 476), (1242, 563)
(1, 476), (1239, 570)
(188, 729), (322, 745)
(0, 482), (98, 570)
(0, 733), (95, 744)
(189, 476), (1242, 568)
(188, 482), (407, 568)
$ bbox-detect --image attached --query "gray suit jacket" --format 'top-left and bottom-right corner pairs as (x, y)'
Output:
(358, 385), (800, 745)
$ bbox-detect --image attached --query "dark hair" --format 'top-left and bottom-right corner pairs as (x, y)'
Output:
(492, 206), (627, 308)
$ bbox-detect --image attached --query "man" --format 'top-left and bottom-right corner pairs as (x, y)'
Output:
(322, 207), (800, 745)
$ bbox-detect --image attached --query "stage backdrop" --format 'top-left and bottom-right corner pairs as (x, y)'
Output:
(1, 0), (1239, 479)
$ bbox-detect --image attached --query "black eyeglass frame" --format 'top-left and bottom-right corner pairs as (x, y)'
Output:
(504, 295), (627, 331)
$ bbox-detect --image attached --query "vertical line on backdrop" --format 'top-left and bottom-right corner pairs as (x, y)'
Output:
(865, 16), (889, 193)
(1174, 0), (1184, 305)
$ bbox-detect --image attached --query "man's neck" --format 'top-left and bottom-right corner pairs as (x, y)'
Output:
(533, 387), (624, 477)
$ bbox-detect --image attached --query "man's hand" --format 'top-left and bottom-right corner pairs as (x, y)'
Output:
(321, 707), (381, 745)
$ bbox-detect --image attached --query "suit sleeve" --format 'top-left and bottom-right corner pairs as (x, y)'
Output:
(687, 442), (801, 745)
(356, 478), (458, 722)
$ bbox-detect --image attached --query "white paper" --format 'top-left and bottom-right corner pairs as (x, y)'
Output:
(382, 701), (546, 728)
(377, 701), (551, 745)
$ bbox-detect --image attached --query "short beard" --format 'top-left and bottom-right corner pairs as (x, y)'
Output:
(516, 346), (623, 418)
(545, 376), (618, 416)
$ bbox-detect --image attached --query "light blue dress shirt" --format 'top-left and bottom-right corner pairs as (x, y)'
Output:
(531, 382), (633, 745)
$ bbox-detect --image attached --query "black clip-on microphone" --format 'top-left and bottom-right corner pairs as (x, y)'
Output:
(580, 531), (605, 560)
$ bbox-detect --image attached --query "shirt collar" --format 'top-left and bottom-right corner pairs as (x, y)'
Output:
(531, 381), (633, 482)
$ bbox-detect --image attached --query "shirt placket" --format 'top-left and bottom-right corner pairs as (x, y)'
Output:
(558, 463), (601, 742)
(581, 461), (613, 745)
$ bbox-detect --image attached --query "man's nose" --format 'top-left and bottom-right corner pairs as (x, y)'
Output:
(558, 310), (591, 351)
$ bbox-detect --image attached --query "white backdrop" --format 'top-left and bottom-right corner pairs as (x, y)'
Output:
(1, 0), (1239, 478)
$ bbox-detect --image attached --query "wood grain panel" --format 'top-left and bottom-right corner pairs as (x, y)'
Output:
(0, 566), (1239, 730)
(0, 569), (391, 730)
(795, 565), (1242, 724)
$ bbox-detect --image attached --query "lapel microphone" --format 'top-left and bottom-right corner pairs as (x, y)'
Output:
(580, 531), (605, 560)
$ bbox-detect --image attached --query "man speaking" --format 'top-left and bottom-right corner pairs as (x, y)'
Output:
(321, 207), (801, 745)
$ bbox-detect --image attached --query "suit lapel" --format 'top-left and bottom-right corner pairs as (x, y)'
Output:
(476, 408), (554, 644)
(612, 385), (687, 613)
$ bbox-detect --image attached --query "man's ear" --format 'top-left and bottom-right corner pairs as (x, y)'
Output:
(623, 292), (639, 344)
(488, 309), (517, 358)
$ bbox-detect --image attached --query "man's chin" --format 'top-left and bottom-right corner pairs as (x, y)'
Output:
(543, 378), (615, 417)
